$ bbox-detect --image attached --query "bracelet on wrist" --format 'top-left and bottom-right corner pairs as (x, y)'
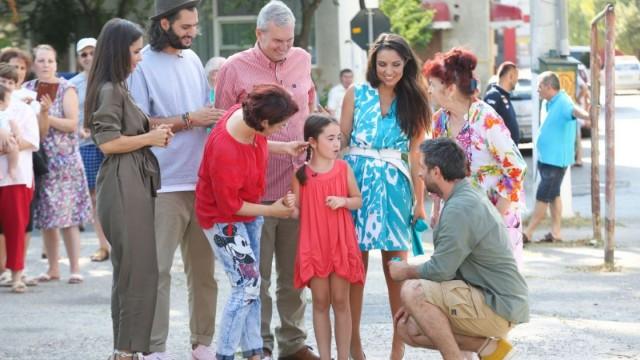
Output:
(182, 112), (192, 130)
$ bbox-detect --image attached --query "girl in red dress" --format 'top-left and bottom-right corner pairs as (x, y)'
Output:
(285, 114), (365, 360)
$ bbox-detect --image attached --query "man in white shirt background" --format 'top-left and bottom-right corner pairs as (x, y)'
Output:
(326, 68), (353, 121)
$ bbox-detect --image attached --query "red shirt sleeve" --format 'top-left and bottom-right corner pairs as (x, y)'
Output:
(208, 141), (245, 216)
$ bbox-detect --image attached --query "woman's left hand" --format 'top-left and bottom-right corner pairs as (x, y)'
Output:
(284, 141), (308, 156)
(412, 204), (427, 225)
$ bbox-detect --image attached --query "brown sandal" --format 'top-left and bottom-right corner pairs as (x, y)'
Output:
(541, 232), (563, 243)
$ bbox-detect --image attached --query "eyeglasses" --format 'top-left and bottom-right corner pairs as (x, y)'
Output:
(80, 51), (93, 58)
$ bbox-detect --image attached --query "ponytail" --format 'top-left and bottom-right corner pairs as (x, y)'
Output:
(296, 146), (312, 185)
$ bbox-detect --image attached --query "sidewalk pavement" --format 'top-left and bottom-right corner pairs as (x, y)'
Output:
(1, 151), (639, 359)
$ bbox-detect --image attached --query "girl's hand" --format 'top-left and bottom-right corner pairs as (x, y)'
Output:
(147, 124), (173, 147)
(270, 198), (295, 218)
(394, 306), (410, 327)
(325, 196), (346, 210)
(284, 141), (308, 156)
(412, 204), (427, 225)
(284, 191), (296, 208)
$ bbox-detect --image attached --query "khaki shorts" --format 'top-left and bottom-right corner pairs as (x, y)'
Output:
(419, 280), (513, 339)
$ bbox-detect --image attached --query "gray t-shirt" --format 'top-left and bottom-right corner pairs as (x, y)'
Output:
(420, 179), (530, 324)
(69, 72), (92, 146)
(128, 46), (209, 192)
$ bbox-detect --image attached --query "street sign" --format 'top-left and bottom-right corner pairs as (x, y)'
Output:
(350, 8), (391, 51)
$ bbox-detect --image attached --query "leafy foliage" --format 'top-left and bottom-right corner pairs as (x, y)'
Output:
(568, 0), (640, 58)
(4, 0), (152, 55)
(380, 0), (434, 50)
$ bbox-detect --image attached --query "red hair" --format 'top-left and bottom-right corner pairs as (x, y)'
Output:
(242, 84), (299, 131)
(422, 47), (478, 96)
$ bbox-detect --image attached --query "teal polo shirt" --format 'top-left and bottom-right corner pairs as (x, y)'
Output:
(537, 90), (577, 167)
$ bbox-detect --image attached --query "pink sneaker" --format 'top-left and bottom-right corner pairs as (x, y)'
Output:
(143, 352), (170, 360)
(192, 344), (216, 360)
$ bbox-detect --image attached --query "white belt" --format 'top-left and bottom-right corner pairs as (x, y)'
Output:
(346, 147), (412, 184)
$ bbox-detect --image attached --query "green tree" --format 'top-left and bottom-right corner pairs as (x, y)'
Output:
(380, 0), (434, 50)
(568, 0), (640, 58)
(2, 0), (152, 56)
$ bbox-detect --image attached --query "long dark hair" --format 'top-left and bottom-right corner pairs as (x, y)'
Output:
(84, 18), (143, 128)
(366, 33), (431, 138)
(295, 114), (338, 185)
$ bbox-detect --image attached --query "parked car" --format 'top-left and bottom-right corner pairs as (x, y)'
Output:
(609, 55), (640, 92)
(486, 68), (533, 144)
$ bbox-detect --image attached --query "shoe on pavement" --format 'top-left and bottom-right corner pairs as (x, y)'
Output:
(262, 347), (273, 360)
(278, 345), (320, 360)
(192, 344), (216, 360)
(143, 352), (170, 360)
(480, 338), (514, 360)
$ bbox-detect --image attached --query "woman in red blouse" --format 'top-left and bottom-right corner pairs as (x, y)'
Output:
(195, 84), (307, 360)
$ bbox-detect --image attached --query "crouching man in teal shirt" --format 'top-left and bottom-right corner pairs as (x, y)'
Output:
(390, 138), (529, 360)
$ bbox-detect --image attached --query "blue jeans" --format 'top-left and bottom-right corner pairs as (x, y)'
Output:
(204, 217), (264, 360)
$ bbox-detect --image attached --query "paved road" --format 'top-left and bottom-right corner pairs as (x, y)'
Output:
(1, 94), (639, 359)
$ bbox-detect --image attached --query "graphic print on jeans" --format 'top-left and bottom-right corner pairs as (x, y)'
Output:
(214, 224), (260, 300)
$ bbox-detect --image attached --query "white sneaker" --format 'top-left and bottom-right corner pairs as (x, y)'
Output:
(191, 344), (216, 360)
(143, 352), (170, 360)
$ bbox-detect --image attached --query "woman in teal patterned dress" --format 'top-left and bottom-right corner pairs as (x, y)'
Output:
(340, 33), (431, 360)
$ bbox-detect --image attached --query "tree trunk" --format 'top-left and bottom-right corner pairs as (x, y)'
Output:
(295, 0), (322, 51)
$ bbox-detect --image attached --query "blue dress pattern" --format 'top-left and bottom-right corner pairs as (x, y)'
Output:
(344, 83), (413, 251)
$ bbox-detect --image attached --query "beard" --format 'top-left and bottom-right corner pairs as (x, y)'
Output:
(166, 26), (192, 50)
(425, 181), (442, 197)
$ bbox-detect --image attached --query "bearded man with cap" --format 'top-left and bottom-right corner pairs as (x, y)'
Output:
(127, 1), (224, 359)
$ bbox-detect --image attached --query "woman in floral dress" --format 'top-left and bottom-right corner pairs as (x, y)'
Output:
(423, 48), (527, 269)
(340, 33), (431, 360)
(24, 44), (92, 283)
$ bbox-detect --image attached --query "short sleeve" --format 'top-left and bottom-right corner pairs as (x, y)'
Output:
(480, 110), (526, 203)
(127, 67), (151, 115)
(91, 83), (124, 145)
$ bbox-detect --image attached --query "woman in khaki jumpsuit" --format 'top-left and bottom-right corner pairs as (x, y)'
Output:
(84, 18), (173, 360)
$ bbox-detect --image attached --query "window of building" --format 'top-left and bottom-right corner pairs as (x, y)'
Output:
(211, 0), (316, 63)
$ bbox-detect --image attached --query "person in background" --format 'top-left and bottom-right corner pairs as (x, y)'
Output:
(0, 49), (51, 287)
(423, 48), (526, 270)
(574, 64), (590, 167)
(390, 137), (529, 360)
(326, 69), (353, 121)
(523, 71), (590, 244)
(0, 80), (39, 294)
(203, 56), (225, 104)
(340, 33), (431, 360)
(484, 61), (520, 145)
(214, 2), (319, 359)
(127, 0), (224, 358)
(69, 37), (110, 262)
(24, 44), (92, 284)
